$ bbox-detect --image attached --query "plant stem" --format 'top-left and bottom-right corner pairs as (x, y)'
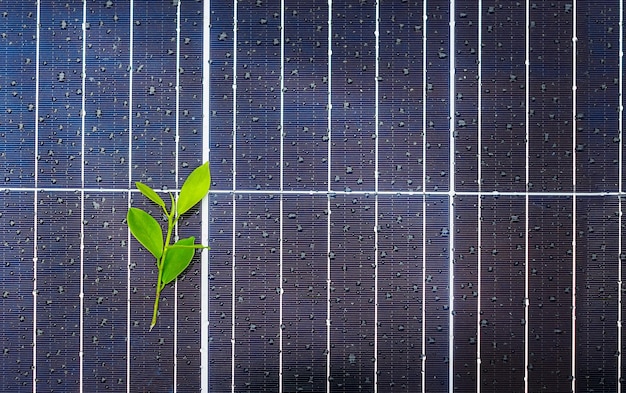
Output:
(150, 198), (177, 331)
(150, 277), (161, 331)
(150, 248), (168, 331)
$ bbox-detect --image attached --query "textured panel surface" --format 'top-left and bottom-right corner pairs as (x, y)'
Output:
(1, 1), (625, 392)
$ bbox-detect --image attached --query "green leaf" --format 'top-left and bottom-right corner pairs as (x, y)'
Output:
(136, 182), (166, 210)
(169, 192), (176, 218)
(177, 162), (210, 217)
(161, 236), (196, 288)
(127, 207), (164, 259)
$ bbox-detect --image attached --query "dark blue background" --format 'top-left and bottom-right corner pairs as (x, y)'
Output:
(0, 1), (623, 392)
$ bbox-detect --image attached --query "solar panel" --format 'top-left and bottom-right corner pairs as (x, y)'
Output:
(0, 1), (624, 392)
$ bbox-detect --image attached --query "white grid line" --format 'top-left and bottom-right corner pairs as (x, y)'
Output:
(79, 1), (87, 392)
(571, 1), (578, 390)
(326, 1), (333, 391)
(279, 0), (285, 390)
(448, 2), (456, 391)
(231, 0), (238, 391)
(201, 0), (211, 390)
(6, 186), (626, 197)
(421, 3), (427, 391)
(476, 1), (483, 391)
(32, 1), (41, 391)
(524, 0), (531, 391)
(126, 1), (134, 391)
(373, 0), (380, 390)
(5, 187), (626, 198)
(619, 0), (624, 389)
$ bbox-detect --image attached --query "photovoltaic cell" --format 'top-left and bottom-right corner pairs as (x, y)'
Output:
(478, 195), (526, 390)
(454, 3), (479, 193)
(376, 196), (423, 390)
(36, 191), (82, 391)
(527, 196), (574, 391)
(1, 1), (626, 392)
(330, 2), (376, 194)
(84, 0), (131, 189)
(423, 195), (450, 390)
(328, 194), (376, 390)
(235, 0), (281, 192)
(378, 1), (425, 193)
(0, 191), (34, 390)
(37, 3), (84, 189)
(575, 2), (620, 193)
(282, 1), (329, 191)
(528, 2), (574, 192)
(0, 4), (36, 188)
(281, 195), (328, 391)
(424, 2), (450, 193)
(575, 197), (619, 392)
(232, 194), (281, 390)
(131, 1), (179, 189)
(207, 0), (234, 191)
(82, 192), (128, 392)
(480, 3), (526, 194)
(452, 195), (478, 390)
(207, 193), (234, 391)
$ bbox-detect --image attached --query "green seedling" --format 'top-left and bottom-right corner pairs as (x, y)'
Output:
(127, 162), (211, 330)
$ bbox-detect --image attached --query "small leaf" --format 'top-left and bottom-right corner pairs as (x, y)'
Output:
(161, 236), (196, 288)
(127, 207), (163, 259)
(136, 182), (166, 209)
(177, 162), (210, 217)
(169, 192), (176, 217)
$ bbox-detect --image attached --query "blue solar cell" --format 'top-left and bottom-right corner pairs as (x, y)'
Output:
(0, 1), (625, 392)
